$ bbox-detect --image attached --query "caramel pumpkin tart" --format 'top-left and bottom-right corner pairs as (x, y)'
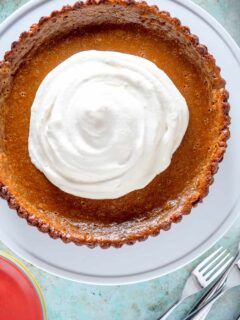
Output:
(0, 0), (230, 248)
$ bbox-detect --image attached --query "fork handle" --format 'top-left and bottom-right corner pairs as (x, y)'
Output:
(190, 300), (214, 320)
(158, 299), (183, 319)
(184, 289), (224, 320)
(190, 288), (225, 319)
(189, 290), (225, 320)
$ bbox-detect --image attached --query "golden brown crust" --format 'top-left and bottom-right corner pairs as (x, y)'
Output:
(0, 0), (230, 248)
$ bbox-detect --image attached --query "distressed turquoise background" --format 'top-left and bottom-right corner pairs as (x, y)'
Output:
(0, 1), (240, 319)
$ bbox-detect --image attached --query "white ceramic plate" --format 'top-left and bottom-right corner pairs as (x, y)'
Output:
(0, 0), (240, 285)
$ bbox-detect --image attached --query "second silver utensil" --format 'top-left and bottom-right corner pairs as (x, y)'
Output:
(159, 247), (234, 319)
(185, 243), (240, 319)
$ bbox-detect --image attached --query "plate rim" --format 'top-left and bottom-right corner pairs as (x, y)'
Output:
(0, 0), (240, 285)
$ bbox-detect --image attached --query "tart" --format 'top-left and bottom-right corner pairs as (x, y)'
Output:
(0, 0), (230, 248)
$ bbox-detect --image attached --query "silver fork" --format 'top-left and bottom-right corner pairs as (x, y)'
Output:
(185, 261), (240, 319)
(185, 243), (240, 320)
(159, 247), (234, 319)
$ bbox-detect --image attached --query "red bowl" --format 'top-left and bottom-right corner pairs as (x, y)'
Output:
(0, 253), (47, 320)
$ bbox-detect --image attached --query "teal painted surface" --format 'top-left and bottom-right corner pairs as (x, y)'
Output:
(0, 1), (240, 319)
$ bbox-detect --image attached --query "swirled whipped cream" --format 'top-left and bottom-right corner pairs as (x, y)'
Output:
(29, 50), (189, 199)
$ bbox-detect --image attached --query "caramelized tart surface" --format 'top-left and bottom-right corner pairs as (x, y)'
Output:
(0, 1), (230, 247)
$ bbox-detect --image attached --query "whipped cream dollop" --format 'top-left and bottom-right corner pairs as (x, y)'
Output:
(29, 50), (189, 199)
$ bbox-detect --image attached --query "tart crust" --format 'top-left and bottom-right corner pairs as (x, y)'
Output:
(0, 0), (230, 248)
